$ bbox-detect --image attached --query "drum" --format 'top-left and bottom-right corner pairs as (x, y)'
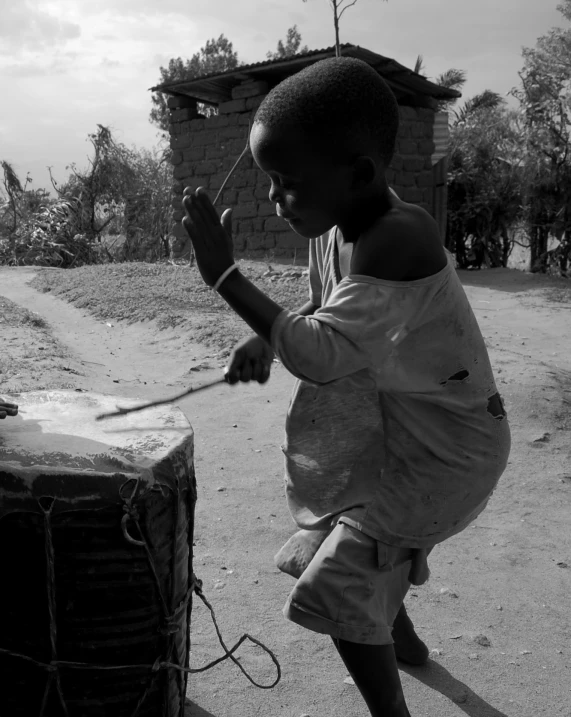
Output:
(0, 390), (196, 717)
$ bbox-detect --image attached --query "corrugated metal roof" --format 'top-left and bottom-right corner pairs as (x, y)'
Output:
(150, 44), (461, 106)
(432, 112), (450, 163)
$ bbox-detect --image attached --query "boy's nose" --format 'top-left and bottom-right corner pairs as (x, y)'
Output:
(268, 183), (283, 205)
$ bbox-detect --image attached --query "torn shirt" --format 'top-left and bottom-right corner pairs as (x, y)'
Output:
(270, 229), (511, 549)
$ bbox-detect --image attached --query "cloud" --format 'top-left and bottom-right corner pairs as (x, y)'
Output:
(0, 0), (81, 55)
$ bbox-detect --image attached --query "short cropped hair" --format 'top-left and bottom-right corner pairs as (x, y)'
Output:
(254, 57), (400, 165)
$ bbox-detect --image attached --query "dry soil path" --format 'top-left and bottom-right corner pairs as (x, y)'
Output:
(1, 265), (570, 717)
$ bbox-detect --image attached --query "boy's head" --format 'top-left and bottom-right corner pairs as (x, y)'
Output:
(250, 57), (400, 238)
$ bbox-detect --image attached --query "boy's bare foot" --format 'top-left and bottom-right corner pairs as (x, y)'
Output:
(392, 604), (429, 666)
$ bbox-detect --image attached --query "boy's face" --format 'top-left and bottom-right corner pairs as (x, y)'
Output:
(250, 122), (354, 238)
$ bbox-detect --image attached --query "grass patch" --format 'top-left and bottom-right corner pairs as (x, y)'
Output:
(31, 260), (310, 355)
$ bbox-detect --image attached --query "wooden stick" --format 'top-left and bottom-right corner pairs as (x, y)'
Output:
(95, 375), (228, 421)
(212, 119), (252, 207)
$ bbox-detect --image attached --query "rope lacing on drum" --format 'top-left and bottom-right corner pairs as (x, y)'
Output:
(0, 478), (281, 717)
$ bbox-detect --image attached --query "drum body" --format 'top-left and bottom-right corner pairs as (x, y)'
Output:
(0, 391), (196, 717)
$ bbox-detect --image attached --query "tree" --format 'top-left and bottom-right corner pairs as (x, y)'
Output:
(447, 99), (524, 269)
(267, 25), (309, 60)
(510, 0), (571, 273)
(413, 56), (466, 112)
(150, 35), (240, 132)
(302, 0), (387, 57)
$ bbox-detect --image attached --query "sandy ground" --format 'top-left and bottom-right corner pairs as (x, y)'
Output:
(1, 264), (570, 717)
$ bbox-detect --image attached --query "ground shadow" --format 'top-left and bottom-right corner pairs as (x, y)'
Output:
(184, 699), (218, 717)
(400, 659), (509, 717)
(458, 267), (571, 300)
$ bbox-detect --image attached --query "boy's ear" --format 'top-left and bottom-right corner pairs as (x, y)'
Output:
(351, 156), (377, 189)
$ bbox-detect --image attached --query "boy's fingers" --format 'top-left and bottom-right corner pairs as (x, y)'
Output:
(183, 186), (193, 197)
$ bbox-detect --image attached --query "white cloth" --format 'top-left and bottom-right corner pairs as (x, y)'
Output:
(270, 228), (511, 548)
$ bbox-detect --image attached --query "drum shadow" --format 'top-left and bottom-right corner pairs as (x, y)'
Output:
(184, 699), (218, 717)
(400, 659), (509, 716)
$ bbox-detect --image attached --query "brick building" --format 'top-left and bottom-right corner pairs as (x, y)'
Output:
(152, 45), (459, 256)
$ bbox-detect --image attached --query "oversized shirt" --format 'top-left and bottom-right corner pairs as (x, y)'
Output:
(270, 228), (511, 549)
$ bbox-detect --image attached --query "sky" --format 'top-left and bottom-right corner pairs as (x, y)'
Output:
(0, 0), (565, 193)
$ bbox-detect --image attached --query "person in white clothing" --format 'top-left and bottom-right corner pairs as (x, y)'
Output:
(180, 57), (511, 717)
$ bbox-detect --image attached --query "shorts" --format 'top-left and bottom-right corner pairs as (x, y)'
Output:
(282, 520), (421, 645)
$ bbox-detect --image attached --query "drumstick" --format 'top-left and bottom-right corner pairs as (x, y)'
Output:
(95, 374), (229, 421)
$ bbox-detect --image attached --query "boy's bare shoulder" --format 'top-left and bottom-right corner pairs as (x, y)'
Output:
(353, 200), (447, 281)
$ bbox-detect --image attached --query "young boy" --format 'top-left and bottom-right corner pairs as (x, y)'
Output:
(181, 57), (510, 717)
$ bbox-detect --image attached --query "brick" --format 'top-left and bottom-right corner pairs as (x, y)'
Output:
(206, 146), (229, 160)
(227, 114), (240, 126)
(172, 209), (184, 222)
(171, 107), (199, 122)
(169, 122), (181, 136)
(170, 134), (193, 150)
(403, 157), (424, 173)
(396, 172), (415, 187)
(418, 108), (435, 123)
(172, 182), (184, 195)
(238, 220), (254, 234)
(173, 165), (191, 180)
(254, 186), (269, 200)
(192, 176), (210, 190)
(194, 131), (218, 147)
(403, 187), (423, 203)
(238, 113), (253, 125)
(399, 106), (418, 121)
(170, 151), (183, 166)
(422, 187), (433, 204)
(209, 172), (228, 190)
(167, 95), (198, 110)
(424, 122), (434, 138)
(258, 202), (275, 217)
(208, 115), (230, 128)
(397, 123), (411, 139)
(418, 139), (436, 155)
(195, 160), (218, 175)
(424, 157), (433, 170)
(416, 171), (433, 188)
(180, 121), (192, 135)
(398, 139), (418, 156)
(276, 231), (307, 250)
(219, 98), (247, 114)
(183, 147), (205, 162)
(233, 202), (257, 219)
(253, 217), (265, 232)
(223, 190), (237, 204)
(246, 95), (265, 111)
(238, 188), (255, 203)
(391, 154), (404, 171)
(172, 196), (183, 209)
(219, 126), (247, 140)
(410, 123), (425, 139)
(231, 80), (269, 100)
(234, 169), (258, 188)
(189, 118), (206, 130)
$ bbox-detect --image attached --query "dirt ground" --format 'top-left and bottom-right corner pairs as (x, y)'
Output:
(1, 264), (570, 717)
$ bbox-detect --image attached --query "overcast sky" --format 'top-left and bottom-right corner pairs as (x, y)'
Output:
(0, 0), (564, 193)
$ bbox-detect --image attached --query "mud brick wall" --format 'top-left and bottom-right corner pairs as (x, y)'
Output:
(168, 85), (435, 257)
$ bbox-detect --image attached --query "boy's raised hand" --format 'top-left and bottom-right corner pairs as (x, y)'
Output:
(0, 400), (18, 419)
(182, 187), (235, 287)
(226, 336), (274, 384)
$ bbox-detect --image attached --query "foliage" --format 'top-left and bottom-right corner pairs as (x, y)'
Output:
(510, 0), (571, 274)
(447, 100), (524, 269)
(1, 127), (173, 267)
(150, 35), (240, 132)
(267, 25), (309, 60)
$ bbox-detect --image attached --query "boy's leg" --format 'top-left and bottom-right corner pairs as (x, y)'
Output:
(332, 638), (411, 717)
(392, 603), (429, 666)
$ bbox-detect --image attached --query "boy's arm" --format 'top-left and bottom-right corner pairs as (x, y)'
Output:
(218, 271), (315, 343)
